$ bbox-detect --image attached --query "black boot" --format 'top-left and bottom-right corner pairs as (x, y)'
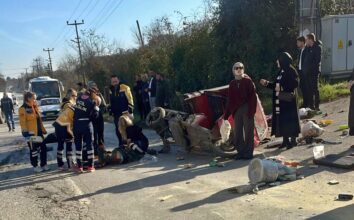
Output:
(349, 128), (354, 136)
(279, 137), (290, 149)
(288, 137), (297, 149)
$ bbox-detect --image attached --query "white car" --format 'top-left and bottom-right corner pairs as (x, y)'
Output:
(38, 98), (61, 120)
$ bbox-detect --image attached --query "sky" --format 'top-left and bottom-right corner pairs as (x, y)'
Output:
(0, 0), (206, 78)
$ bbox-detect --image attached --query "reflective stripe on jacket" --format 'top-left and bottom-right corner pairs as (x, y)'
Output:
(19, 103), (46, 136)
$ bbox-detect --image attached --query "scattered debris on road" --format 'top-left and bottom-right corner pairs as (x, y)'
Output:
(176, 156), (185, 161)
(313, 154), (354, 169)
(336, 194), (353, 201)
(159, 195), (173, 202)
(327, 180), (339, 185)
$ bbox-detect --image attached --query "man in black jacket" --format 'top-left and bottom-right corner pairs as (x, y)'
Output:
(0, 92), (15, 132)
(304, 33), (322, 111)
(109, 75), (134, 146)
(155, 73), (170, 108)
(296, 36), (310, 108)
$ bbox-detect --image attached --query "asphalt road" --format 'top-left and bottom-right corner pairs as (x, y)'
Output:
(0, 97), (353, 220)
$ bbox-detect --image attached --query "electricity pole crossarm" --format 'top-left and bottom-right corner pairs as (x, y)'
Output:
(67, 20), (86, 84)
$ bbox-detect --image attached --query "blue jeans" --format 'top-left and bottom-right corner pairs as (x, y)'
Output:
(4, 112), (14, 130)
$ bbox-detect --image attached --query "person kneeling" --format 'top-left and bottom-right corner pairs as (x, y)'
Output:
(97, 113), (151, 167)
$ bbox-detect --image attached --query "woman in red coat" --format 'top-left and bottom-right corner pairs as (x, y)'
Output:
(223, 62), (257, 160)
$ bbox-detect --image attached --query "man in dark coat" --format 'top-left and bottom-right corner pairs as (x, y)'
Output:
(155, 73), (170, 108)
(260, 52), (301, 149)
(304, 33), (322, 111)
(133, 75), (144, 120)
(296, 36), (310, 108)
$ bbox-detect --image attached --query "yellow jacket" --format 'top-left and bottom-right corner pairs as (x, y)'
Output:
(55, 100), (75, 135)
(60, 98), (75, 111)
(19, 103), (47, 136)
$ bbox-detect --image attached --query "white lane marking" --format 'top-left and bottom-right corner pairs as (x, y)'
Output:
(65, 178), (91, 205)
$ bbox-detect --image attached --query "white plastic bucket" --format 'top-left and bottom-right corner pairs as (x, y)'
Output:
(313, 145), (325, 159)
(248, 158), (279, 184)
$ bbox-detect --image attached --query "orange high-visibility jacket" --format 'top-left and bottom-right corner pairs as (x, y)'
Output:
(19, 103), (47, 136)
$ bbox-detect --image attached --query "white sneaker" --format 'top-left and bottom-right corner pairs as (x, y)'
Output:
(34, 167), (43, 173)
(42, 165), (50, 171)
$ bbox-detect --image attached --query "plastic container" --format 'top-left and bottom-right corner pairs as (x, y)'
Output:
(313, 145), (325, 159)
(248, 159), (279, 184)
(220, 120), (231, 143)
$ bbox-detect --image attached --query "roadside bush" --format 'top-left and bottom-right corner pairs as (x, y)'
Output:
(319, 81), (350, 103)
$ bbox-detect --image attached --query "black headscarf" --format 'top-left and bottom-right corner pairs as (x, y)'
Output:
(278, 52), (293, 70)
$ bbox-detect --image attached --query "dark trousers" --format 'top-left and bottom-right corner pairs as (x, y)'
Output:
(27, 140), (47, 167)
(233, 104), (254, 158)
(308, 73), (320, 110)
(143, 100), (151, 119)
(113, 115), (123, 146)
(299, 70), (310, 108)
(136, 99), (144, 120)
(74, 124), (93, 168)
(54, 124), (73, 168)
(93, 112), (105, 155)
(4, 112), (15, 130)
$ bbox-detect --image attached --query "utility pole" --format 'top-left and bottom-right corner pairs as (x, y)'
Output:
(67, 20), (86, 84)
(43, 48), (54, 76)
(136, 20), (144, 47)
(33, 58), (41, 76)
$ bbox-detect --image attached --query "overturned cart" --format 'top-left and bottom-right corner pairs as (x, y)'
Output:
(146, 85), (269, 157)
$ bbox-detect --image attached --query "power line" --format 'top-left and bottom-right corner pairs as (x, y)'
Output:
(75, 0), (93, 20)
(83, 0), (101, 20)
(50, 0), (83, 48)
(88, 0), (116, 30)
(95, 0), (125, 30)
(52, 0), (95, 50)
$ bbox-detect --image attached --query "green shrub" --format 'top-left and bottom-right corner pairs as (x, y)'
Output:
(319, 81), (350, 103)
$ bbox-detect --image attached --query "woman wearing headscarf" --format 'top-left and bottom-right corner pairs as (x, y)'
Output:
(260, 52), (301, 149)
(19, 92), (49, 173)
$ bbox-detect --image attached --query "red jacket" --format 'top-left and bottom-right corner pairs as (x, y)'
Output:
(224, 75), (257, 119)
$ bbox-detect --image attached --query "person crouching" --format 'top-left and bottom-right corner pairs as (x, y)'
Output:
(53, 89), (77, 171)
(97, 113), (149, 166)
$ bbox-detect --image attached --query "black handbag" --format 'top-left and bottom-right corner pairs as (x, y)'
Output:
(278, 92), (295, 102)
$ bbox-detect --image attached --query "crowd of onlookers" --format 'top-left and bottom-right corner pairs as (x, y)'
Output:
(1, 32), (354, 173)
(132, 71), (170, 121)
